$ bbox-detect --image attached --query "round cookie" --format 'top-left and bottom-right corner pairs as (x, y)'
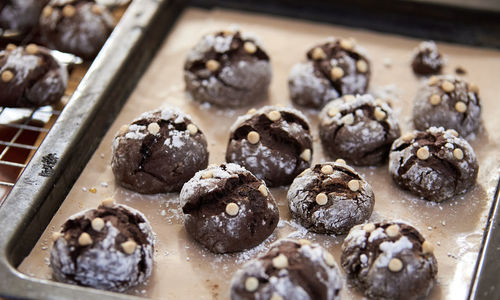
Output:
(50, 200), (155, 292)
(341, 222), (438, 300)
(180, 163), (279, 253)
(411, 41), (444, 76)
(288, 37), (371, 109)
(0, 0), (48, 34)
(226, 106), (313, 187)
(111, 107), (209, 194)
(319, 94), (401, 166)
(39, 0), (114, 59)
(184, 29), (271, 107)
(412, 75), (481, 137)
(0, 43), (68, 107)
(230, 239), (342, 300)
(287, 161), (374, 235)
(389, 126), (478, 202)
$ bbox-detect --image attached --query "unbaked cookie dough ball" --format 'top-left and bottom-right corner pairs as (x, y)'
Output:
(0, 43), (68, 107)
(288, 37), (371, 109)
(319, 94), (400, 166)
(111, 107), (209, 194)
(389, 127), (478, 202)
(184, 29), (271, 107)
(0, 0), (48, 33)
(180, 163), (279, 253)
(226, 106), (313, 187)
(341, 222), (438, 300)
(50, 200), (155, 292)
(288, 161), (374, 235)
(230, 239), (342, 300)
(39, 0), (114, 59)
(412, 75), (481, 137)
(411, 41), (444, 76)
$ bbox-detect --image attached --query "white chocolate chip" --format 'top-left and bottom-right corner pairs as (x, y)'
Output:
(247, 108), (257, 114)
(52, 232), (62, 241)
(385, 224), (400, 238)
(298, 239), (312, 246)
(6, 44), (16, 51)
(243, 41), (257, 54)
(315, 193), (328, 205)
(428, 76), (439, 86)
(267, 110), (281, 121)
(356, 60), (368, 73)
(401, 133), (415, 142)
(374, 107), (386, 121)
(362, 223), (376, 233)
(422, 240), (434, 254)
(429, 94), (441, 105)
(441, 80), (455, 92)
(62, 5), (76, 17)
(247, 131), (260, 144)
(340, 39), (354, 51)
(118, 124), (129, 135)
(300, 149), (311, 161)
(101, 198), (115, 207)
(42, 6), (53, 17)
(91, 218), (105, 232)
(311, 47), (326, 60)
(91, 4), (102, 15)
(272, 254), (288, 269)
(147, 122), (160, 135)
(348, 180), (360, 192)
(201, 171), (213, 179)
(298, 168), (310, 177)
(453, 148), (464, 160)
(187, 123), (198, 135)
(205, 59), (220, 72)
(78, 232), (92, 246)
(341, 113), (354, 125)
(323, 251), (336, 267)
(25, 44), (38, 55)
(270, 294), (284, 300)
(343, 95), (356, 102)
(328, 107), (339, 117)
(455, 101), (467, 113)
(416, 147), (430, 160)
(375, 98), (385, 106)
(321, 165), (334, 175)
(468, 83), (479, 94)
(330, 67), (344, 80)
(225, 202), (239, 216)
(388, 258), (403, 272)
(244, 277), (259, 292)
(258, 184), (268, 197)
(1, 70), (14, 83)
(335, 158), (346, 164)
(446, 129), (459, 137)
(121, 240), (137, 254)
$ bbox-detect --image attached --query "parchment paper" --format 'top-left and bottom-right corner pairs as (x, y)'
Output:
(18, 8), (500, 300)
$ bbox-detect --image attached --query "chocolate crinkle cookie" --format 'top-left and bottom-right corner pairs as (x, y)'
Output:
(411, 41), (444, 76)
(180, 163), (279, 253)
(0, 0), (48, 33)
(39, 0), (114, 59)
(226, 106), (313, 187)
(50, 200), (155, 292)
(341, 222), (438, 300)
(413, 75), (481, 137)
(230, 239), (342, 300)
(184, 29), (271, 107)
(389, 127), (478, 202)
(111, 107), (209, 194)
(288, 37), (371, 109)
(288, 161), (374, 235)
(0, 43), (68, 107)
(319, 94), (400, 166)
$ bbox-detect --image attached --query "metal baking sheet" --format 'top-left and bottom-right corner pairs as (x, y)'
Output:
(14, 6), (500, 300)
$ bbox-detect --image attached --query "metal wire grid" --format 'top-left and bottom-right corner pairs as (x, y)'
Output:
(0, 107), (61, 187)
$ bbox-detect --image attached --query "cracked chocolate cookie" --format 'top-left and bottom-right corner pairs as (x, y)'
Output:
(0, 43), (68, 107)
(39, 0), (114, 59)
(411, 41), (444, 76)
(389, 126), (478, 202)
(111, 107), (209, 194)
(230, 239), (342, 300)
(341, 222), (438, 300)
(288, 37), (371, 109)
(180, 163), (279, 253)
(319, 94), (401, 166)
(226, 106), (313, 187)
(413, 75), (481, 137)
(0, 0), (48, 34)
(288, 161), (374, 235)
(184, 29), (271, 107)
(50, 199), (155, 292)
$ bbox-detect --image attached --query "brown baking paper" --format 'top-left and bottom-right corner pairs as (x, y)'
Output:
(19, 8), (500, 299)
